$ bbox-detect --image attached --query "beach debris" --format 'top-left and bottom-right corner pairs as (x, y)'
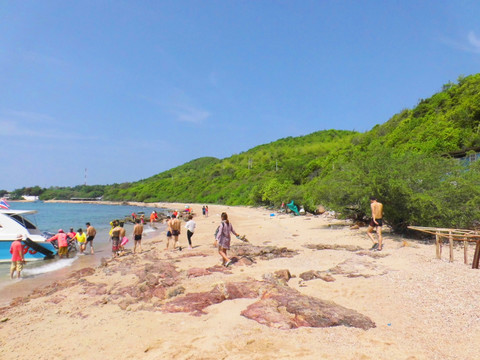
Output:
(0, 318), (9, 323)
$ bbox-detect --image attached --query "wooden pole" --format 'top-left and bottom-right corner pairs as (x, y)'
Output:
(464, 238), (468, 265)
(449, 231), (454, 263)
(436, 234), (441, 259)
(473, 241), (480, 269)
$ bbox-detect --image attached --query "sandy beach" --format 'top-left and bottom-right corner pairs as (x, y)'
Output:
(1, 203), (479, 360)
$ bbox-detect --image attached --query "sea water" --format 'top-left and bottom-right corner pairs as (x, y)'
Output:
(0, 201), (168, 304)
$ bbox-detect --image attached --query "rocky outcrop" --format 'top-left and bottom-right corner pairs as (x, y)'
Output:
(163, 279), (375, 330)
(299, 270), (335, 282)
(241, 284), (375, 330)
(231, 244), (298, 260)
(329, 258), (387, 278)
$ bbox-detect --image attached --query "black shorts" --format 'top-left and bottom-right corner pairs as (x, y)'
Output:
(86, 236), (95, 242)
(134, 234), (142, 241)
(172, 230), (180, 236)
(369, 219), (383, 227)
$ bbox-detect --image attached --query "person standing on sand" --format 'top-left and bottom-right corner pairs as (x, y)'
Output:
(150, 211), (156, 228)
(118, 222), (126, 254)
(205, 206), (209, 217)
(165, 216), (172, 250)
(47, 229), (69, 259)
(85, 222), (96, 255)
(216, 212), (240, 267)
(169, 214), (181, 250)
(133, 219), (144, 253)
(75, 228), (86, 254)
(367, 197), (384, 251)
(10, 234), (25, 279)
(110, 221), (122, 258)
(184, 214), (196, 250)
(202, 206), (206, 216)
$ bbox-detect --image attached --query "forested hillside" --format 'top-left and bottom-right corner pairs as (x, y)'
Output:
(12, 73), (480, 232)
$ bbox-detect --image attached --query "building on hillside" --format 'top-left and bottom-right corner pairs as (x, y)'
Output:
(448, 146), (480, 165)
(22, 195), (39, 201)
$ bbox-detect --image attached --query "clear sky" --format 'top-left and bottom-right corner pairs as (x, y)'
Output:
(1, 1), (480, 191)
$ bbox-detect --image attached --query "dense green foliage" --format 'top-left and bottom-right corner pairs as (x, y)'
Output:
(12, 73), (480, 232)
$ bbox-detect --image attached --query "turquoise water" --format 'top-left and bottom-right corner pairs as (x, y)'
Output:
(0, 201), (167, 289)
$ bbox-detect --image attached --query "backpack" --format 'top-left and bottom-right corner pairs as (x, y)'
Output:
(214, 222), (223, 239)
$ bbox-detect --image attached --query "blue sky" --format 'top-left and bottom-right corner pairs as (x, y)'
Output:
(1, 1), (480, 190)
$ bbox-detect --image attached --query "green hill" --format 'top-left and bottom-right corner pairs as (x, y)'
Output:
(30, 73), (480, 232)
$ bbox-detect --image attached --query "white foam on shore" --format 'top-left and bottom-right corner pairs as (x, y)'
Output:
(22, 257), (77, 276)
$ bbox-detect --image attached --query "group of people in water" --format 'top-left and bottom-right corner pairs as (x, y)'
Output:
(45, 223), (97, 258)
(9, 222), (97, 279)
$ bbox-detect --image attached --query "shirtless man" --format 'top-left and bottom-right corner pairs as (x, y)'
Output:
(133, 219), (144, 253)
(168, 214), (181, 250)
(367, 197), (384, 251)
(85, 222), (96, 254)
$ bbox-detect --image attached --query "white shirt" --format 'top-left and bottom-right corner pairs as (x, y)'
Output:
(185, 220), (196, 233)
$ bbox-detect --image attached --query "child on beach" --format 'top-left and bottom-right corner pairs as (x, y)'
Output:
(10, 234), (25, 279)
(184, 214), (196, 250)
(215, 212), (240, 267)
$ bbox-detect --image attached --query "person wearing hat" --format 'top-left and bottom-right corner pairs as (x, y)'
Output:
(10, 234), (25, 279)
(47, 229), (69, 258)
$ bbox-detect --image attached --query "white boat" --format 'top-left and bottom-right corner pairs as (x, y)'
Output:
(0, 209), (56, 262)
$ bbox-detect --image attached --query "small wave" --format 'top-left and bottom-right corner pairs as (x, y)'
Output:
(23, 257), (77, 276)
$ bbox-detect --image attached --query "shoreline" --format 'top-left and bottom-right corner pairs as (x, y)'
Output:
(1, 203), (479, 359)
